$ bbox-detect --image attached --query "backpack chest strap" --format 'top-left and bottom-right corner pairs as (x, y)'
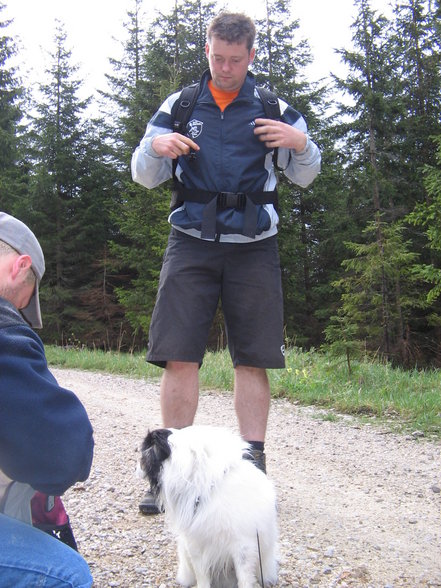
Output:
(171, 186), (278, 240)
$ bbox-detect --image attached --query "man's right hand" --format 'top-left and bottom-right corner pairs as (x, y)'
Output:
(152, 133), (200, 159)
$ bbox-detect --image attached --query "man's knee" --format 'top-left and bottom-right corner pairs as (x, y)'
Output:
(0, 514), (93, 587)
(165, 360), (199, 374)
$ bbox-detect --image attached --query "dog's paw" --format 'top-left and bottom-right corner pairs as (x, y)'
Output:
(176, 572), (196, 587)
(176, 563), (196, 587)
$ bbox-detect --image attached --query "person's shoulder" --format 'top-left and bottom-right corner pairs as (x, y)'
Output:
(0, 297), (27, 330)
(149, 89), (184, 130)
(0, 298), (45, 356)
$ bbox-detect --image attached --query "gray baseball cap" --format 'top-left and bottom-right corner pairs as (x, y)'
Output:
(0, 212), (45, 328)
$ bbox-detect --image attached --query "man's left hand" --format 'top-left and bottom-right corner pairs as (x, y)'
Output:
(254, 118), (307, 152)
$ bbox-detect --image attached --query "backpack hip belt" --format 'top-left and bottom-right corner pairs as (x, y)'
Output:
(171, 185), (278, 240)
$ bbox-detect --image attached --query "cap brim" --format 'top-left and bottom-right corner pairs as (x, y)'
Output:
(20, 282), (43, 329)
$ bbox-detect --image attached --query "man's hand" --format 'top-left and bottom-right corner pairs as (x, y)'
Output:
(152, 133), (200, 159)
(254, 118), (307, 152)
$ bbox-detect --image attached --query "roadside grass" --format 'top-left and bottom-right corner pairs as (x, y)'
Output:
(46, 345), (162, 378)
(46, 345), (441, 438)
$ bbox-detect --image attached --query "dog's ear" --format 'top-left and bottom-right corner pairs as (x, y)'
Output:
(140, 429), (173, 495)
(142, 429), (173, 460)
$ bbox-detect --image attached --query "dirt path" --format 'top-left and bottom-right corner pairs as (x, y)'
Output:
(55, 369), (441, 588)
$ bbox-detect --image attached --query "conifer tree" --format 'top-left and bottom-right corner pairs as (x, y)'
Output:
(408, 135), (441, 304)
(329, 0), (420, 362)
(26, 23), (120, 346)
(104, 0), (170, 341)
(0, 3), (26, 214)
(108, 0), (216, 341)
(103, 0), (150, 160)
(254, 0), (337, 346)
(407, 134), (441, 361)
(391, 0), (441, 174)
(332, 220), (420, 364)
(26, 23), (87, 336)
(330, 0), (441, 363)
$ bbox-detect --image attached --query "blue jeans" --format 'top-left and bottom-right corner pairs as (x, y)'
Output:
(0, 513), (92, 587)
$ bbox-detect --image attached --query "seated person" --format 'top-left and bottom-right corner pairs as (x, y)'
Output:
(0, 212), (94, 587)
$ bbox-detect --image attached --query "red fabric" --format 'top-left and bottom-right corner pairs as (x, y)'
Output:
(31, 492), (69, 527)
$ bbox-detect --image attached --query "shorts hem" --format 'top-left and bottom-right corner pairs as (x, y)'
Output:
(146, 357), (203, 369)
(233, 360), (286, 369)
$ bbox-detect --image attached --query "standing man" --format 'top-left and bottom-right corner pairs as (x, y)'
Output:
(0, 212), (94, 586)
(132, 12), (320, 514)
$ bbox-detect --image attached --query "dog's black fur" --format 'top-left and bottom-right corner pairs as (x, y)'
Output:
(140, 429), (172, 497)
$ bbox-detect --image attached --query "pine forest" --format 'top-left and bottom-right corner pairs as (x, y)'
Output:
(1, 0), (440, 367)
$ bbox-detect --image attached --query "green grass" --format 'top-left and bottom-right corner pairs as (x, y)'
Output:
(46, 345), (163, 379)
(46, 345), (441, 438)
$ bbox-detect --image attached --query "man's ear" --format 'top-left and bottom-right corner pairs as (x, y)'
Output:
(11, 254), (32, 279)
(249, 47), (256, 65)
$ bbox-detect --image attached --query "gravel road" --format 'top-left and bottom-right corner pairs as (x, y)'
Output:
(55, 369), (441, 588)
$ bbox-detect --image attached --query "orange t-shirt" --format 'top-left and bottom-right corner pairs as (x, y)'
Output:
(208, 80), (239, 112)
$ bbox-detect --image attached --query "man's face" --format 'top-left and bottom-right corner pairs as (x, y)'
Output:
(205, 36), (255, 92)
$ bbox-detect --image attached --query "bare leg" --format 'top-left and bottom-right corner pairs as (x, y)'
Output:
(160, 361), (199, 428)
(234, 366), (270, 442)
(140, 361), (199, 514)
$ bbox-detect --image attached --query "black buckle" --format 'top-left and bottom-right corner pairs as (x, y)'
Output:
(217, 192), (246, 210)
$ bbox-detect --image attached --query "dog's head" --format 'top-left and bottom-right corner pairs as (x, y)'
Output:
(138, 428), (173, 497)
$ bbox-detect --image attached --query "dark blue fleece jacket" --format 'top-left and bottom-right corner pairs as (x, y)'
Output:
(0, 296), (94, 496)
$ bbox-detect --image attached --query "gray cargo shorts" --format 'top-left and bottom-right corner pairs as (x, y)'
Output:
(146, 229), (285, 369)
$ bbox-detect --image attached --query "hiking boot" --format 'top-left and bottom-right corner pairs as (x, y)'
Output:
(139, 490), (161, 515)
(243, 449), (266, 474)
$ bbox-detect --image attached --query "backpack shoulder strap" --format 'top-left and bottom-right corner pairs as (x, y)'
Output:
(170, 82), (201, 183)
(256, 86), (284, 171)
(256, 86), (281, 121)
(170, 82), (201, 135)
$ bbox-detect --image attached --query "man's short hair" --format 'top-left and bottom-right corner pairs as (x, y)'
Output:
(207, 12), (256, 52)
(0, 240), (17, 257)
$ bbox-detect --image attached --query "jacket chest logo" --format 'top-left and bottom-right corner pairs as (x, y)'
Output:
(187, 119), (203, 139)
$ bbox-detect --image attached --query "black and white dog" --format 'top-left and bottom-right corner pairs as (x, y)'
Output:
(137, 425), (279, 588)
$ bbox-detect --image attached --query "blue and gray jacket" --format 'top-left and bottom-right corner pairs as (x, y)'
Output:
(0, 297), (94, 522)
(132, 70), (321, 243)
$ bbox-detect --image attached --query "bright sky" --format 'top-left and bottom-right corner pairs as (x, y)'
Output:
(5, 0), (388, 107)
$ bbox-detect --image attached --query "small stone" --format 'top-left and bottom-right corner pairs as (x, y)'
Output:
(431, 485), (440, 494)
(135, 567), (149, 574)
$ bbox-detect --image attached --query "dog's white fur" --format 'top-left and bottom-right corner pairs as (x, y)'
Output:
(138, 425), (279, 588)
